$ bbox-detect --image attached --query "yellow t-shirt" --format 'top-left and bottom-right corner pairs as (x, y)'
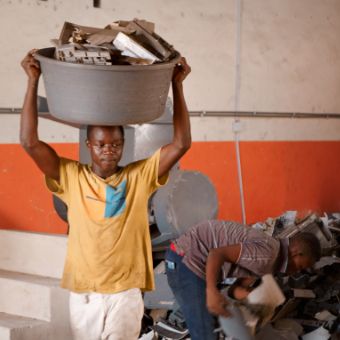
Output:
(46, 149), (168, 293)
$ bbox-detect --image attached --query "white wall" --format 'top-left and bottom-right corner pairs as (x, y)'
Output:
(2, 114), (340, 144)
(1, 0), (340, 113)
(239, 0), (340, 113)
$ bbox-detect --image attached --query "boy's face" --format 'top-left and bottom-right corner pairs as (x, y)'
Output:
(288, 254), (314, 274)
(287, 243), (315, 274)
(86, 126), (124, 177)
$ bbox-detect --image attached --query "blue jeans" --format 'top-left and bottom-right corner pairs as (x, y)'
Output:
(165, 249), (218, 340)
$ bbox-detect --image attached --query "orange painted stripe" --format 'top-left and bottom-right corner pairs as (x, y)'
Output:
(181, 141), (340, 223)
(0, 144), (78, 234)
(239, 141), (340, 222)
(1, 141), (340, 234)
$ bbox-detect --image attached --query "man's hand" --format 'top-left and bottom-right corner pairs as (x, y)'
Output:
(231, 286), (251, 300)
(21, 49), (41, 81)
(172, 57), (191, 85)
(206, 287), (231, 317)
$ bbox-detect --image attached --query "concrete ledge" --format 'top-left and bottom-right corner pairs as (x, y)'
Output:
(0, 229), (67, 279)
(0, 270), (60, 321)
(0, 312), (50, 340)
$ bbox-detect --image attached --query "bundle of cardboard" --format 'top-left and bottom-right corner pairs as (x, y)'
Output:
(51, 19), (177, 66)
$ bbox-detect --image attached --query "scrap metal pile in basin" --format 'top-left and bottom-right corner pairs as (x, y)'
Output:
(51, 19), (177, 66)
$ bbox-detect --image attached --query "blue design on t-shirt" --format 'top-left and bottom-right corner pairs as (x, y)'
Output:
(104, 180), (127, 218)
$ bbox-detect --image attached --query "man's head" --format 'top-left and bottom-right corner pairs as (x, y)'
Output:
(86, 125), (125, 178)
(286, 232), (321, 274)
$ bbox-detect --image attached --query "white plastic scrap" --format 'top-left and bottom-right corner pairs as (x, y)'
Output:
(301, 326), (331, 340)
(113, 32), (160, 64)
(315, 310), (337, 322)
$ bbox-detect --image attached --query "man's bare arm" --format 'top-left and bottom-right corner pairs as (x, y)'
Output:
(205, 244), (242, 317)
(158, 57), (192, 178)
(20, 50), (60, 181)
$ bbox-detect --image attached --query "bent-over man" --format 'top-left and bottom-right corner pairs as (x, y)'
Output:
(165, 219), (321, 340)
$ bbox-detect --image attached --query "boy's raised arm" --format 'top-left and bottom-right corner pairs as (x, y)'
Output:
(20, 50), (60, 181)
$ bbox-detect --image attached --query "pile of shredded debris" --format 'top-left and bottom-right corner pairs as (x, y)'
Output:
(253, 211), (340, 340)
(51, 19), (178, 66)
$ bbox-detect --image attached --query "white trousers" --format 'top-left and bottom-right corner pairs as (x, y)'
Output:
(69, 288), (144, 340)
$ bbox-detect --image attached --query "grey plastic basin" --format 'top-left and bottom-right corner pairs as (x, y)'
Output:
(35, 47), (180, 126)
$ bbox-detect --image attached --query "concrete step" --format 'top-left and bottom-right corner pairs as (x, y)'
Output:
(0, 312), (50, 340)
(0, 229), (67, 279)
(0, 270), (72, 339)
(0, 269), (61, 321)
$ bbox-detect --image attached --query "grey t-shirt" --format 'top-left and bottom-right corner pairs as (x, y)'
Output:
(174, 220), (282, 280)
